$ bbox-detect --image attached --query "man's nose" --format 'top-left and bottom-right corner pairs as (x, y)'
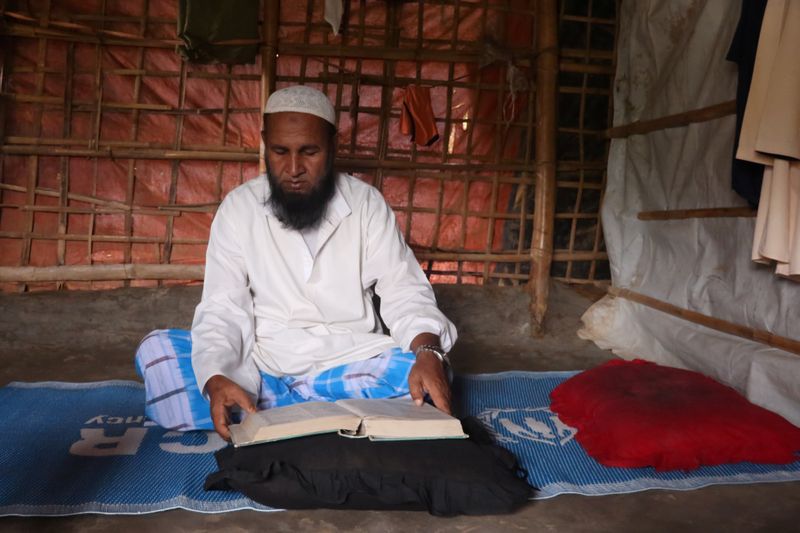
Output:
(289, 154), (305, 177)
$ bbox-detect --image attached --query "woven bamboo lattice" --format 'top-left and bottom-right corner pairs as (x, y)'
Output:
(550, 0), (615, 285)
(0, 0), (616, 294)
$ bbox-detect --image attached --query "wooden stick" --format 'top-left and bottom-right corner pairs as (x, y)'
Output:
(0, 144), (260, 161)
(553, 250), (608, 261)
(259, 0), (279, 173)
(67, 13), (174, 24)
(609, 287), (800, 357)
(552, 277), (611, 286)
(529, 0), (558, 337)
(21, 9), (49, 292)
(561, 48), (615, 60)
(276, 43), (517, 64)
(1, 182), (151, 211)
(605, 100), (736, 139)
(278, 43), (607, 73)
(415, 250), (607, 262)
(0, 93), (62, 104)
(12, 67), (258, 82)
(638, 207), (756, 220)
(559, 61), (614, 75)
(121, 3), (150, 283)
(161, 60), (188, 275)
(4, 136), (259, 153)
(1, 144), (592, 174)
(0, 264), (205, 282)
(58, 40), (75, 275)
(2, 22), (180, 48)
(0, 230), (206, 245)
(2, 204), (181, 216)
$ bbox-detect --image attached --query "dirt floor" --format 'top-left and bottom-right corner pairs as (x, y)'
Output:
(1, 282), (799, 532)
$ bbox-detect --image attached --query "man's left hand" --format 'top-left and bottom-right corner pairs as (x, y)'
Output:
(408, 350), (451, 414)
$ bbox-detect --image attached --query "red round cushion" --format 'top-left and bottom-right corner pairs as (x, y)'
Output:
(550, 359), (800, 471)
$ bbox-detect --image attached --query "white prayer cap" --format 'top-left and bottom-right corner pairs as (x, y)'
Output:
(264, 86), (336, 126)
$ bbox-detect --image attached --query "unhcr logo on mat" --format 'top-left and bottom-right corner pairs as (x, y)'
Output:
(68, 414), (226, 457)
(477, 407), (576, 446)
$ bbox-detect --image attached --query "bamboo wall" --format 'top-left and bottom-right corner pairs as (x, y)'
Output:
(0, 0), (617, 294)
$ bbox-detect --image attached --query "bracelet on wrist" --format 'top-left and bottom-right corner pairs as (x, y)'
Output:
(414, 344), (450, 366)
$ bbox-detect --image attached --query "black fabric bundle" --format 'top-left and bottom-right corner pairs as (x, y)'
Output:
(205, 417), (534, 516)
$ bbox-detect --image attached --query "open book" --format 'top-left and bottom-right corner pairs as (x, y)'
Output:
(229, 398), (467, 447)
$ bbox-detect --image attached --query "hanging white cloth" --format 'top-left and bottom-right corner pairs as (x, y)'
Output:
(325, 0), (344, 36)
(737, 0), (800, 279)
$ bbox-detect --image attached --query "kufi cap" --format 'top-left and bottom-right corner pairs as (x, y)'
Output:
(264, 86), (336, 126)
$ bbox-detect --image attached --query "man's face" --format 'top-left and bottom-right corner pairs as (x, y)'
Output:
(262, 112), (336, 230)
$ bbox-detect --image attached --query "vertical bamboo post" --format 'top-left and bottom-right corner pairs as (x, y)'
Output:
(0, 0), (10, 232)
(259, 0), (280, 173)
(529, 0), (558, 336)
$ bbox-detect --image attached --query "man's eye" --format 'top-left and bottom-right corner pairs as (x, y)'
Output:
(302, 149), (319, 156)
(271, 148), (287, 155)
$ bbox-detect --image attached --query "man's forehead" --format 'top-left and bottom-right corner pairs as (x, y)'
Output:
(264, 112), (329, 143)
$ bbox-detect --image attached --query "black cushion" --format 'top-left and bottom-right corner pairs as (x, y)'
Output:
(205, 417), (534, 516)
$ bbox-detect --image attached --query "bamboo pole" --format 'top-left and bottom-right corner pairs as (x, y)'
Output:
(2, 21), (180, 48)
(638, 207), (756, 220)
(0, 0), (9, 242)
(605, 100), (736, 139)
(3, 13), (614, 73)
(1, 204), (181, 216)
(609, 287), (800, 357)
(0, 144), (260, 161)
(417, 250), (607, 262)
(0, 263), (603, 284)
(0, 230), (206, 245)
(20, 0), (50, 292)
(0, 182), (165, 210)
(0, 264), (205, 282)
(2, 93), (257, 114)
(259, 0), (280, 173)
(11, 67), (261, 82)
(552, 277), (611, 286)
(0, 144), (602, 175)
(529, 0), (558, 337)
(58, 40), (75, 279)
(5, 136), (259, 151)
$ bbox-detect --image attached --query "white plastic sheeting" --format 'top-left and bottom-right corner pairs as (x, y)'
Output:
(579, 0), (800, 425)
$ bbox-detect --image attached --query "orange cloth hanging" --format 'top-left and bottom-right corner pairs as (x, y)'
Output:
(400, 85), (440, 147)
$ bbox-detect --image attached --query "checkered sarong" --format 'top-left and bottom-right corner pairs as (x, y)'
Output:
(135, 329), (414, 431)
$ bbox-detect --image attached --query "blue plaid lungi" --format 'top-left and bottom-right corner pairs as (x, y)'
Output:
(135, 329), (415, 431)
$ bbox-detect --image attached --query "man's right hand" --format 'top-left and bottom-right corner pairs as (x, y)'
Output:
(205, 374), (256, 441)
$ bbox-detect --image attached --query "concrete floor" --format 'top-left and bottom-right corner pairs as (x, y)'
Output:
(1, 282), (798, 531)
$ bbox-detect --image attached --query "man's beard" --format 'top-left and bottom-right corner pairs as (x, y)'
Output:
(266, 164), (337, 231)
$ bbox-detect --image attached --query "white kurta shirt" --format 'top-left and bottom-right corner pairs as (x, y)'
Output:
(191, 173), (458, 398)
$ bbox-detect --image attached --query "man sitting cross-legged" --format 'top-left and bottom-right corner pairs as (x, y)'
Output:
(136, 86), (457, 440)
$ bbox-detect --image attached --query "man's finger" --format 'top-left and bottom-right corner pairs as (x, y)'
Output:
(210, 399), (231, 441)
(408, 371), (425, 406)
(227, 386), (256, 413)
(425, 378), (452, 415)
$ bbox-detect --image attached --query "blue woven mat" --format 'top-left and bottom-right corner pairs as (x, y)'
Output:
(453, 371), (800, 499)
(1, 372), (799, 516)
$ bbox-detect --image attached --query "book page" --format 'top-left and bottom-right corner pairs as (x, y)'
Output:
(230, 401), (360, 446)
(240, 401), (352, 429)
(336, 398), (455, 421)
(336, 398), (467, 440)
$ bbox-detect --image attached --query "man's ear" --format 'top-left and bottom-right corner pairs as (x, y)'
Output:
(261, 114), (269, 144)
